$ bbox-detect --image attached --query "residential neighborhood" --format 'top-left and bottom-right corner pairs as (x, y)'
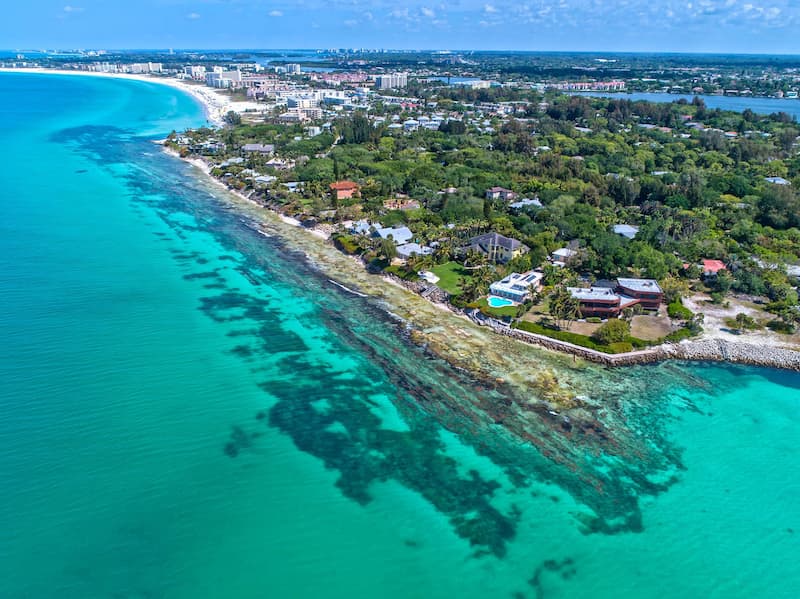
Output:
(39, 49), (784, 355)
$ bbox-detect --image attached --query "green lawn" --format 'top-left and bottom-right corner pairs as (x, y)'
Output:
(430, 261), (473, 295)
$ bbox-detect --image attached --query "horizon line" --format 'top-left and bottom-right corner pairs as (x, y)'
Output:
(5, 48), (800, 57)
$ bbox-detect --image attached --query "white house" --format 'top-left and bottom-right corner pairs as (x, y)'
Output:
(375, 226), (414, 245)
(485, 186), (516, 201)
(509, 197), (542, 210)
(351, 220), (381, 235)
(489, 271), (543, 303)
(551, 248), (577, 265)
(396, 243), (433, 260)
(613, 224), (639, 240)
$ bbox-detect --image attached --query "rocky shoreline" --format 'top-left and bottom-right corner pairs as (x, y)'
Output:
(476, 314), (800, 371)
(173, 149), (800, 376)
(383, 275), (800, 372)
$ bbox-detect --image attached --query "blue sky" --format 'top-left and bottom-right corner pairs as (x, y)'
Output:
(2, 1), (799, 53)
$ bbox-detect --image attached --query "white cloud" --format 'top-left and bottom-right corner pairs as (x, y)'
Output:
(344, 18), (358, 26)
(269, 10), (284, 17)
(421, 7), (436, 17)
(63, 5), (84, 12)
(389, 8), (410, 19)
(484, 3), (497, 13)
(187, 12), (201, 20)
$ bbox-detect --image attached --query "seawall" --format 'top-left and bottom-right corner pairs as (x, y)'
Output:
(481, 317), (800, 371)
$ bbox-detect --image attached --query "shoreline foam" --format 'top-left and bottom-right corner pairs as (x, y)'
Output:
(0, 67), (264, 128)
(171, 150), (800, 375)
(12, 67), (798, 374)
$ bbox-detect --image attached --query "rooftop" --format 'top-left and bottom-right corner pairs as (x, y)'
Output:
(491, 271), (542, 292)
(552, 247), (577, 258)
(396, 243), (433, 258)
(242, 143), (275, 153)
(702, 259), (727, 274)
(330, 180), (360, 191)
(617, 278), (662, 293)
(352, 219), (380, 235)
(509, 197), (543, 209)
(568, 287), (620, 302)
(765, 176), (790, 185)
(376, 225), (413, 244)
(613, 224), (640, 239)
(469, 232), (527, 251)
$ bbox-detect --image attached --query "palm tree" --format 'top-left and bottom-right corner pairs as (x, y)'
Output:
(474, 265), (496, 295)
(379, 238), (397, 262)
(457, 276), (481, 303)
(434, 238), (455, 264)
(549, 286), (581, 330)
(414, 253), (435, 272)
(463, 249), (489, 269)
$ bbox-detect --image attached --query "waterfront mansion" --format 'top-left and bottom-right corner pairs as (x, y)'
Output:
(568, 278), (664, 318)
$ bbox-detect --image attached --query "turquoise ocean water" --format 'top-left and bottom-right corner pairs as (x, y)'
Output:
(0, 73), (799, 598)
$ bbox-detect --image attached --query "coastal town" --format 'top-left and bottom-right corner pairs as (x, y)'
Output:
(4, 1), (800, 590)
(5, 51), (800, 364)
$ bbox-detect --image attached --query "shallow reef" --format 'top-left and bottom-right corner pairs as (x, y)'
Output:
(66, 127), (697, 559)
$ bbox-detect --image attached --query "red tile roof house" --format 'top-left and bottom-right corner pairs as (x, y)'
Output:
(701, 259), (727, 277)
(330, 181), (360, 201)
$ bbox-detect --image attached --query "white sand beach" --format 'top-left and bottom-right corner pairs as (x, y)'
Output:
(0, 67), (264, 128)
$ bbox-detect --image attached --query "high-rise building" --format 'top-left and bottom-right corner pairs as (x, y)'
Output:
(184, 65), (206, 80)
(375, 73), (408, 90)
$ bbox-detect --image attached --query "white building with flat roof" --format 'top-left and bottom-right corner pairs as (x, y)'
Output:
(396, 243), (433, 260)
(489, 271), (543, 303)
(375, 225), (413, 244)
(184, 65), (206, 80)
(375, 73), (408, 89)
(613, 224), (639, 239)
(206, 70), (242, 88)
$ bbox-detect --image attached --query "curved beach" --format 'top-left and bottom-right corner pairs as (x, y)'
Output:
(0, 67), (264, 127)
(11, 66), (800, 375)
(1, 69), (799, 599)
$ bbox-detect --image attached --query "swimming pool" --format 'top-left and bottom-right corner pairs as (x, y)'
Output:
(487, 296), (515, 308)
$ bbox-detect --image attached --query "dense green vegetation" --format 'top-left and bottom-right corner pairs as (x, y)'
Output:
(172, 88), (800, 336)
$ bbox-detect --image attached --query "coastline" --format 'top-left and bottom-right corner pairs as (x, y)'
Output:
(10, 66), (799, 375)
(0, 67), (264, 128)
(168, 148), (800, 376)
(4, 66), (800, 599)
